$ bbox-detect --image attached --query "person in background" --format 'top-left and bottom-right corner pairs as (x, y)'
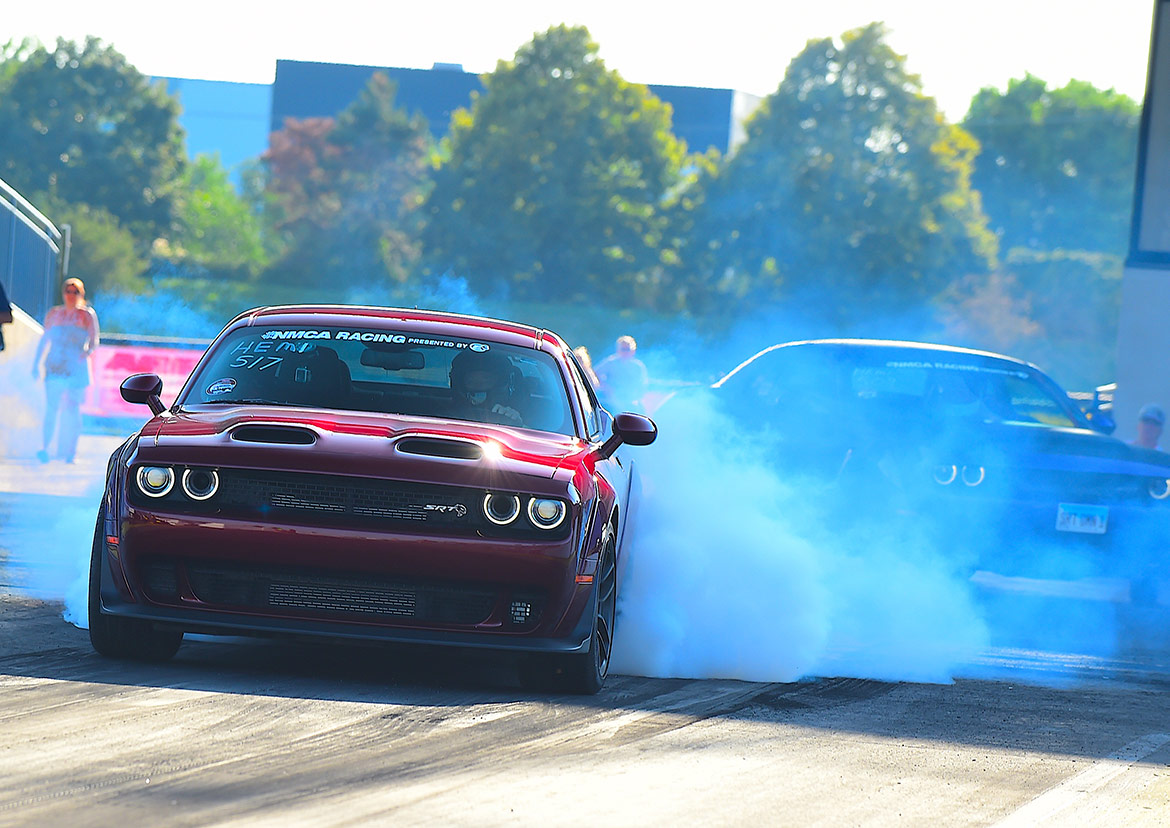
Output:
(0, 280), (12, 352)
(572, 345), (600, 388)
(1132, 403), (1165, 451)
(30, 277), (99, 463)
(594, 334), (648, 413)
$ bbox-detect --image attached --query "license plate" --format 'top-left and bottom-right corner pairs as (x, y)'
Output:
(1056, 503), (1109, 534)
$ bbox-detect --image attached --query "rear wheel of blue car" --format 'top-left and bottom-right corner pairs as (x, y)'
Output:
(88, 508), (183, 662)
(520, 536), (616, 695)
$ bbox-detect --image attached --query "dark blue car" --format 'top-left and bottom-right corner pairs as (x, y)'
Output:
(707, 339), (1170, 605)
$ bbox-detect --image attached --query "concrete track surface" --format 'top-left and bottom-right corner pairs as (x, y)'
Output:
(2, 436), (1170, 826)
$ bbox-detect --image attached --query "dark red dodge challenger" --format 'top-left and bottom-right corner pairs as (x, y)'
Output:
(90, 306), (657, 693)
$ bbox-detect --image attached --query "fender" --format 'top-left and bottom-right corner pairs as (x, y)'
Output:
(99, 434), (139, 602)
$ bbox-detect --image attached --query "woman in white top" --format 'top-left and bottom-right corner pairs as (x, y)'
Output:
(31, 277), (100, 463)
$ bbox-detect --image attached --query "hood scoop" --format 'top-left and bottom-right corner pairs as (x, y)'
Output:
(230, 425), (318, 446)
(396, 437), (483, 460)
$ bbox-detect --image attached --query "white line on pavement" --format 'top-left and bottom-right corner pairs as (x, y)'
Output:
(994, 732), (1170, 827)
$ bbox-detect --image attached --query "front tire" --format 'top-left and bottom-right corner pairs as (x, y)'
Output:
(88, 507), (183, 662)
(517, 536), (618, 695)
(561, 536), (618, 694)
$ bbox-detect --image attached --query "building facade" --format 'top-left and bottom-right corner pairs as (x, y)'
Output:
(158, 59), (760, 184)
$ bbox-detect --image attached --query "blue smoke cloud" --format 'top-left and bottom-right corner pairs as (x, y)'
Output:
(96, 290), (224, 340)
(4, 282), (1159, 689)
(612, 391), (990, 684)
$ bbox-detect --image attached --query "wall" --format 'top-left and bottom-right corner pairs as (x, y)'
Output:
(0, 307), (44, 457)
(1114, 0), (1170, 441)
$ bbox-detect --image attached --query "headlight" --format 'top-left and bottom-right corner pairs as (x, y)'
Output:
(136, 466), (174, 498)
(1150, 479), (1170, 500)
(527, 497), (566, 530)
(181, 468), (220, 501)
(483, 492), (521, 525)
(961, 465), (985, 487)
(932, 465), (957, 485)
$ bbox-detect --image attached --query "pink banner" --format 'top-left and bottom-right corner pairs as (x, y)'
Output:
(83, 344), (206, 419)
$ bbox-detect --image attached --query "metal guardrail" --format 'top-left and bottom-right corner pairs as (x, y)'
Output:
(101, 333), (213, 349)
(1068, 382), (1116, 406)
(0, 177), (68, 323)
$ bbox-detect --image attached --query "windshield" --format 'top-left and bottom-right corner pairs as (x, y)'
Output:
(725, 347), (1084, 429)
(860, 358), (1081, 427)
(180, 325), (576, 436)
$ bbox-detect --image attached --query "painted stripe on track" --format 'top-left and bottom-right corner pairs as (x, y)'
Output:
(994, 733), (1170, 827)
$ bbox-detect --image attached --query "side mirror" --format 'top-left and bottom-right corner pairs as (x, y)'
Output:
(1084, 385), (1116, 435)
(1086, 406), (1116, 435)
(595, 412), (658, 459)
(120, 373), (166, 416)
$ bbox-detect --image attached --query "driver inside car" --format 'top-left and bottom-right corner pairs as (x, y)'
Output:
(449, 350), (525, 427)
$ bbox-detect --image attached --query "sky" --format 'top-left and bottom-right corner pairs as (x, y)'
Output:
(6, 0), (1158, 121)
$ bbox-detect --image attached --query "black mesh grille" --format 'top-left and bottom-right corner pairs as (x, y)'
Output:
(184, 563), (500, 625)
(215, 470), (477, 529)
(144, 560), (178, 599)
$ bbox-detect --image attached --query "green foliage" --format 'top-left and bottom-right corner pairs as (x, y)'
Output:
(0, 37), (186, 242)
(940, 249), (1122, 388)
(1001, 247), (1122, 387)
(937, 271), (1042, 356)
(47, 200), (148, 299)
(168, 153), (266, 274)
(963, 75), (1139, 254)
(421, 25), (688, 307)
(0, 38), (36, 85)
(258, 73), (434, 289)
(690, 23), (995, 324)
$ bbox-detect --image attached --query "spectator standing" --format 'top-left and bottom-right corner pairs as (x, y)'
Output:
(0, 280), (11, 352)
(1132, 403), (1165, 451)
(572, 345), (600, 388)
(595, 335), (648, 413)
(30, 277), (99, 463)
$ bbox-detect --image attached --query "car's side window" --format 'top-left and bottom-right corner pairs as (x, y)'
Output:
(567, 356), (602, 440)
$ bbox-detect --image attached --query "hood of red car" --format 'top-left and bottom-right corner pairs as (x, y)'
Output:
(134, 405), (585, 487)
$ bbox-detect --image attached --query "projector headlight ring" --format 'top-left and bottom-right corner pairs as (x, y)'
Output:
(136, 465), (175, 498)
(527, 497), (566, 530)
(932, 464), (957, 485)
(961, 465), (986, 487)
(483, 492), (521, 525)
(181, 468), (220, 501)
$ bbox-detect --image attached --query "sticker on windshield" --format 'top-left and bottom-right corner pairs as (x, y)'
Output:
(256, 329), (472, 349)
(206, 377), (237, 396)
(885, 360), (1028, 379)
(469, 343), (490, 352)
(262, 329), (332, 341)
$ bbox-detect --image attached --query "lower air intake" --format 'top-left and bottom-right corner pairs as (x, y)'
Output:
(185, 563), (498, 626)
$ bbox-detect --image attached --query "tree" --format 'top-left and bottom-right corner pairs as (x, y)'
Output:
(167, 153), (266, 275)
(328, 72), (434, 284)
(689, 23), (995, 323)
(43, 199), (148, 299)
(259, 74), (433, 288)
(937, 248), (1123, 389)
(421, 25), (688, 306)
(0, 37), (186, 241)
(963, 75), (1140, 254)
